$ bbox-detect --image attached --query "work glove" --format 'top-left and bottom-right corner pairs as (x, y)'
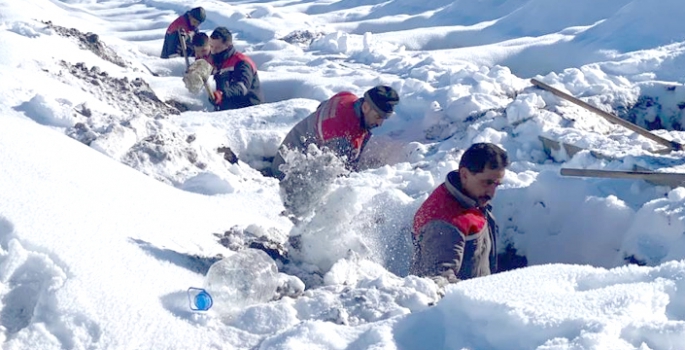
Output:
(209, 90), (223, 106)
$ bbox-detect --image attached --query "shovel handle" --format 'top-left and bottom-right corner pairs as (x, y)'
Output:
(178, 30), (191, 72)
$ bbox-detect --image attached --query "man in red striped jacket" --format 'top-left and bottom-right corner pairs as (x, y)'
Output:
(410, 143), (509, 284)
(160, 7), (205, 59)
(207, 27), (264, 111)
(270, 85), (400, 180)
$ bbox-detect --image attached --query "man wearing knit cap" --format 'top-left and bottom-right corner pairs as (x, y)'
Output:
(270, 85), (400, 180)
(160, 7), (206, 59)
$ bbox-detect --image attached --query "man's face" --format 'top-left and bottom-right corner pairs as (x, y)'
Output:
(189, 17), (200, 28)
(209, 38), (230, 54)
(194, 44), (210, 59)
(460, 166), (506, 207)
(362, 101), (391, 129)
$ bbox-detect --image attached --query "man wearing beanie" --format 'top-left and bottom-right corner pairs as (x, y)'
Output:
(160, 7), (206, 59)
(270, 85), (400, 181)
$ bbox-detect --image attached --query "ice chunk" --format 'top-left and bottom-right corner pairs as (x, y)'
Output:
(203, 249), (279, 318)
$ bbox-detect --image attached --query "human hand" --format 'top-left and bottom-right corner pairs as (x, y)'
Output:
(210, 90), (223, 106)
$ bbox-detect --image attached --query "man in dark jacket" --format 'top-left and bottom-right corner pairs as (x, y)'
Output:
(270, 85), (400, 180)
(207, 27), (264, 111)
(160, 7), (206, 59)
(410, 142), (509, 284)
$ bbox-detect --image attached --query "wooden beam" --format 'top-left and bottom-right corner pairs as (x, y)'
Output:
(538, 135), (610, 160)
(560, 168), (685, 188)
(531, 79), (683, 152)
(539, 135), (671, 186)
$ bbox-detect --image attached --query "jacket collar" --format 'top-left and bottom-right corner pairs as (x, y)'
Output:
(445, 170), (489, 210)
(211, 46), (236, 66)
(353, 99), (368, 131)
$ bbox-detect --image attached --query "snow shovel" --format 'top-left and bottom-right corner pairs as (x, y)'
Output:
(179, 34), (218, 110)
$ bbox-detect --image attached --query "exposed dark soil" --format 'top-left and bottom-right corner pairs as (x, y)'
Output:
(43, 20), (129, 68)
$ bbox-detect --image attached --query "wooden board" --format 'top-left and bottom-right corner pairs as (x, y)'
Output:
(560, 168), (685, 188)
(539, 135), (681, 187)
(538, 135), (611, 160)
(531, 78), (683, 152)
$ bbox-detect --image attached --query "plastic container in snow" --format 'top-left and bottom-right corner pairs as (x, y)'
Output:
(187, 287), (213, 311)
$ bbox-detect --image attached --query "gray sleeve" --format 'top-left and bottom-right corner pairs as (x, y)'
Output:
(321, 137), (358, 170)
(410, 220), (466, 281)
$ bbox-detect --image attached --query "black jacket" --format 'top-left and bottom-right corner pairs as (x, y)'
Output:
(210, 46), (264, 110)
(160, 14), (197, 59)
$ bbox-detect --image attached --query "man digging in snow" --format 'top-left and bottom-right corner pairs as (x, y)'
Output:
(271, 85), (400, 180)
(160, 7), (206, 59)
(271, 85), (400, 219)
(192, 32), (211, 61)
(181, 27), (264, 111)
(180, 31), (211, 94)
(410, 143), (509, 286)
(205, 27), (264, 111)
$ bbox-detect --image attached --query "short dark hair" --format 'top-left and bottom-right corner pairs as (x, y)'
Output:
(192, 32), (209, 47)
(459, 143), (509, 174)
(210, 27), (232, 43)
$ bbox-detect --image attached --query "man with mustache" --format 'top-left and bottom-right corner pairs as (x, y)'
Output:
(410, 142), (509, 284)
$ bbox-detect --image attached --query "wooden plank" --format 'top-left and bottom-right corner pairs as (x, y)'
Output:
(538, 135), (610, 160)
(560, 168), (685, 188)
(531, 79), (683, 152)
(539, 135), (668, 185)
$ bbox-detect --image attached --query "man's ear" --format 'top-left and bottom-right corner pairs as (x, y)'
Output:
(361, 100), (370, 114)
(459, 167), (469, 181)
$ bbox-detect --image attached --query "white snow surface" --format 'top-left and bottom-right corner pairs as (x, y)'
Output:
(1, 0), (685, 349)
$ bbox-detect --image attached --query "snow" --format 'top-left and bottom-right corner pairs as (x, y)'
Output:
(2, 0), (685, 348)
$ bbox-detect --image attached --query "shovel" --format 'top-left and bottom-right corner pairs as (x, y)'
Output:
(180, 31), (218, 109)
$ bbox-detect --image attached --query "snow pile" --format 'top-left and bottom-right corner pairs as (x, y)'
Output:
(2, 0), (685, 348)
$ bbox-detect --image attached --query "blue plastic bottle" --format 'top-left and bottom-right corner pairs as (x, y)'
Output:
(187, 287), (213, 311)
